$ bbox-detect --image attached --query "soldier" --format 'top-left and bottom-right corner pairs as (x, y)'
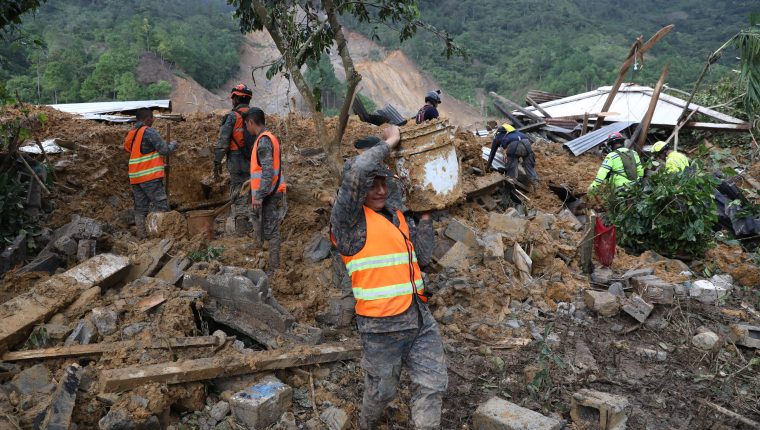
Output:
(244, 107), (287, 273)
(214, 83), (253, 235)
(330, 125), (447, 430)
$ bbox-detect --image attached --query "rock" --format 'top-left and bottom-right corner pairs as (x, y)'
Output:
(316, 296), (355, 328)
(11, 364), (52, 395)
(473, 396), (561, 430)
(445, 218), (479, 248)
(54, 235), (78, 257)
(77, 239), (97, 262)
(583, 290), (620, 317)
(635, 347), (667, 361)
(304, 235), (332, 263)
(622, 267), (655, 279)
(558, 208), (583, 230)
(572, 340), (598, 373)
(91, 307), (118, 336)
(272, 412), (298, 430)
(621, 294), (653, 323)
(98, 408), (160, 430)
(729, 324), (760, 349)
(590, 267), (615, 284)
(0, 232), (27, 277)
(608, 282), (626, 298)
(482, 232), (504, 260)
(64, 286), (102, 319)
(230, 376), (292, 429)
(18, 250), (62, 274)
(630, 275), (675, 305)
(710, 274), (734, 290)
(692, 331), (719, 351)
(210, 401), (230, 422)
(570, 389), (630, 430)
(320, 406), (350, 430)
(65, 318), (96, 346)
(488, 212), (528, 237)
(504, 319), (521, 329)
(690, 280), (730, 304)
(437, 241), (471, 270)
(533, 212), (556, 231)
(122, 322), (149, 339)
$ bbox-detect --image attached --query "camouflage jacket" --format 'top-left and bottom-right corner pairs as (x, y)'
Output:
(330, 143), (433, 333)
(214, 104), (249, 164)
(133, 121), (174, 155)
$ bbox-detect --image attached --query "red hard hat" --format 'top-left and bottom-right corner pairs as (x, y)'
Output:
(608, 131), (623, 140)
(231, 84), (253, 98)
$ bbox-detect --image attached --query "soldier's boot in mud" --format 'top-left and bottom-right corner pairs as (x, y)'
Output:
(134, 214), (147, 239)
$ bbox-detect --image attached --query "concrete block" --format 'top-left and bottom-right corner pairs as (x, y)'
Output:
(729, 324), (760, 349)
(438, 241), (471, 270)
(473, 396), (561, 430)
(570, 389), (630, 430)
(76, 239), (97, 263)
(0, 232), (27, 276)
(583, 290), (620, 317)
(18, 250), (62, 274)
(54, 236), (78, 257)
(631, 276), (675, 305)
(622, 267), (655, 280)
(320, 406), (349, 430)
(445, 218), (479, 248)
(689, 280), (729, 304)
(621, 294), (653, 323)
(488, 212), (528, 237)
(230, 376), (292, 429)
(482, 232), (505, 260)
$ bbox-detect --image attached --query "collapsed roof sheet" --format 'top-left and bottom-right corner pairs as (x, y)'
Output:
(563, 121), (637, 156)
(49, 100), (171, 119)
(518, 85), (746, 128)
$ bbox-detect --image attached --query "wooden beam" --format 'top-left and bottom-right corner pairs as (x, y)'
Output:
(580, 211), (596, 275)
(581, 113), (589, 135)
(593, 24), (674, 131)
(41, 363), (82, 430)
(490, 92), (543, 122)
(525, 96), (552, 118)
(100, 342), (362, 392)
(0, 254), (130, 354)
(493, 102), (525, 128)
(635, 64), (670, 149)
(3, 336), (220, 362)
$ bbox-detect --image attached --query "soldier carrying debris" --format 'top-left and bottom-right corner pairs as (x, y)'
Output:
(245, 107), (287, 273)
(588, 131), (643, 193)
(330, 125), (448, 430)
(123, 108), (178, 238)
(214, 83), (253, 235)
(485, 121), (539, 185)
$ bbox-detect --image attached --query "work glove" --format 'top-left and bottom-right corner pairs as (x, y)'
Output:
(168, 140), (178, 151)
(213, 162), (222, 181)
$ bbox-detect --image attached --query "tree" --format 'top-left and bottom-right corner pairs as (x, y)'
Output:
(0, 0), (47, 36)
(229, 0), (463, 175)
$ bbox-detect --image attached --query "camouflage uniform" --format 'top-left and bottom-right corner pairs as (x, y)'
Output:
(130, 121), (175, 235)
(215, 104), (251, 233)
(253, 130), (287, 272)
(330, 143), (447, 430)
(504, 139), (539, 184)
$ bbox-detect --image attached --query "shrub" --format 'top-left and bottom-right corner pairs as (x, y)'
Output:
(0, 173), (33, 245)
(602, 163), (719, 258)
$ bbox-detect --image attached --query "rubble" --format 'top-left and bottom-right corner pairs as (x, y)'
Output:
(473, 396), (561, 430)
(230, 376), (293, 429)
(690, 279), (730, 304)
(320, 406), (350, 430)
(692, 330), (720, 351)
(445, 218), (479, 248)
(621, 294), (654, 323)
(570, 389), (630, 430)
(729, 324), (760, 349)
(584, 290), (620, 317)
(488, 211), (528, 237)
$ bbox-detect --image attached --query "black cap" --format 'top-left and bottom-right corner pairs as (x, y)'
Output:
(354, 136), (382, 149)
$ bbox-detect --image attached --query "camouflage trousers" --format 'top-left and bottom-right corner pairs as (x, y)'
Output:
(359, 304), (448, 430)
(228, 151), (251, 229)
(131, 178), (170, 238)
(255, 192), (287, 272)
(504, 140), (539, 184)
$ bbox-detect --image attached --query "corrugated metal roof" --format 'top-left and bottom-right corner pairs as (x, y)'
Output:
(563, 121), (636, 156)
(49, 100), (171, 117)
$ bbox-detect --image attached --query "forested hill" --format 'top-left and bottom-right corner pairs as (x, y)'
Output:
(1, 0), (241, 104)
(348, 0), (755, 104)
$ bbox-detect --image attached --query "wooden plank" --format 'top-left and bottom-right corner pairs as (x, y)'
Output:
(41, 363), (82, 430)
(493, 102), (525, 128)
(593, 24), (674, 131)
(100, 342), (362, 392)
(635, 64), (670, 149)
(581, 113), (589, 135)
(580, 211), (596, 275)
(0, 254), (130, 354)
(490, 92), (543, 122)
(2, 336), (220, 362)
(525, 96), (552, 118)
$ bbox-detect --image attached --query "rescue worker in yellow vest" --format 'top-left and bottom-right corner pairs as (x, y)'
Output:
(331, 125), (447, 430)
(588, 132), (643, 193)
(123, 108), (178, 238)
(214, 84), (253, 235)
(651, 140), (690, 173)
(245, 107), (287, 273)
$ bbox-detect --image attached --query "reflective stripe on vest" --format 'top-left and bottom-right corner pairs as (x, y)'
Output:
(230, 107), (249, 151)
(341, 207), (425, 318)
(250, 130), (287, 198)
(124, 126), (164, 185)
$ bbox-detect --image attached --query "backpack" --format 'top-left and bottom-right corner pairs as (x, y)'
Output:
(615, 149), (639, 181)
(230, 109), (256, 162)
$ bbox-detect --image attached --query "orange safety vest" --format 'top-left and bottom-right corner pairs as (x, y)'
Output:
(124, 126), (165, 185)
(341, 207), (426, 317)
(230, 107), (249, 151)
(250, 130), (287, 198)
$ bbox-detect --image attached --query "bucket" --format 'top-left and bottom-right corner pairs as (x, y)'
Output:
(186, 209), (215, 240)
(392, 119), (462, 212)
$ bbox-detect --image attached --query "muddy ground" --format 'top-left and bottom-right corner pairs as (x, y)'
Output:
(1, 107), (759, 429)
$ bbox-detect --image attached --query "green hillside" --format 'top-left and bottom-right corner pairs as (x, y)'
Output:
(0, 0), (241, 104)
(348, 0), (755, 105)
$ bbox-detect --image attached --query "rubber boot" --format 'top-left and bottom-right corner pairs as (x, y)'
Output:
(135, 214), (147, 239)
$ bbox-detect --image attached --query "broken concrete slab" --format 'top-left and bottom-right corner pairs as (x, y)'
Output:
(482, 232), (505, 260)
(584, 290), (620, 317)
(590, 267), (616, 285)
(230, 376), (292, 430)
(54, 235), (78, 257)
(154, 252), (191, 286)
(488, 212), (528, 237)
(690, 280), (730, 304)
(320, 406), (350, 430)
(124, 239), (172, 283)
(445, 218), (479, 248)
(63, 286), (101, 319)
(729, 324), (760, 349)
(18, 250), (63, 274)
(40, 363), (82, 430)
(631, 276), (675, 305)
(570, 389), (630, 430)
(437, 241), (471, 270)
(622, 294), (654, 323)
(473, 396), (561, 430)
(0, 253), (130, 353)
(608, 282), (626, 298)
